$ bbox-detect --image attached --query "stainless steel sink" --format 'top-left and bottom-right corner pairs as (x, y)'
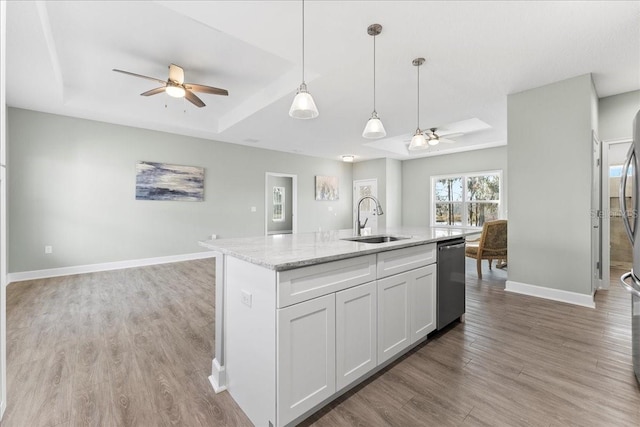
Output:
(341, 234), (410, 244)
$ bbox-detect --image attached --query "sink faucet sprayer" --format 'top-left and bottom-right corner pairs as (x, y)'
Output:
(355, 196), (384, 236)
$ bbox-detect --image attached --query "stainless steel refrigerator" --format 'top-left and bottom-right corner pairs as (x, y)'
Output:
(619, 108), (640, 383)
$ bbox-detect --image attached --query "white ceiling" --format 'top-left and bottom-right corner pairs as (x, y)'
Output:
(5, 1), (640, 162)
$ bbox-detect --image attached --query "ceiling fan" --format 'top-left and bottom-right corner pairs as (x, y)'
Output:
(113, 63), (228, 108)
(425, 128), (464, 145)
(404, 127), (465, 149)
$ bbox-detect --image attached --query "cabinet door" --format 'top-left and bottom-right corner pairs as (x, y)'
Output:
(277, 294), (336, 426)
(336, 281), (377, 391)
(377, 274), (411, 364)
(410, 264), (437, 343)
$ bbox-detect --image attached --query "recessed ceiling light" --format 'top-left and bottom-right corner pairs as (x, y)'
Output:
(342, 155), (355, 162)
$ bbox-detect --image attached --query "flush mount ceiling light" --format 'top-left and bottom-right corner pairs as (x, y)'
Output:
(408, 57), (427, 150)
(342, 155), (355, 162)
(362, 23), (386, 139)
(289, 0), (319, 119)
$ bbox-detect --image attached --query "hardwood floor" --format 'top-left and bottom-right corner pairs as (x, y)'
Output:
(2, 258), (639, 426)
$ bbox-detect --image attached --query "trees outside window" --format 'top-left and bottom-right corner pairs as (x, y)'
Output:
(432, 171), (502, 228)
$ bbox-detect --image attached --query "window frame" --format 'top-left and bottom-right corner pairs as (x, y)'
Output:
(430, 170), (503, 228)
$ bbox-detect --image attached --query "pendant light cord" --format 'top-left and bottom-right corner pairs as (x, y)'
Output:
(416, 63), (420, 129)
(301, 0), (305, 83)
(373, 34), (376, 112)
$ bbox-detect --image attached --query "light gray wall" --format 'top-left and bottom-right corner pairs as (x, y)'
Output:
(599, 90), (640, 142)
(8, 108), (352, 273)
(385, 158), (402, 228)
(266, 175), (293, 234)
(401, 147), (508, 227)
(507, 74), (595, 295)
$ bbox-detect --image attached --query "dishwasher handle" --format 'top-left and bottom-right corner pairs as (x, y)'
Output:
(439, 242), (466, 251)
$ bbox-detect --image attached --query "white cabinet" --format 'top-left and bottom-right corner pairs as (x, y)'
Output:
(336, 281), (377, 391)
(377, 265), (437, 365)
(377, 273), (411, 364)
(277, 294), (336, 426)
(409, 264), (437, 343)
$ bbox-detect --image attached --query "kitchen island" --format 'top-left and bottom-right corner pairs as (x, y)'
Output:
(199, 227), (477, 427)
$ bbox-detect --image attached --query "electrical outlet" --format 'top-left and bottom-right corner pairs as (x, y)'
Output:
(251, 206), (257, 212)
(241, 290), (252, 307)
(44, 245), (53, 254)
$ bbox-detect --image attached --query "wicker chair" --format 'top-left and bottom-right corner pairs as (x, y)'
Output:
(465, 219), (507, 279)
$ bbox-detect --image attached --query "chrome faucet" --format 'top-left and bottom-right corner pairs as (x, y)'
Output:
(355, 196), (384, 236)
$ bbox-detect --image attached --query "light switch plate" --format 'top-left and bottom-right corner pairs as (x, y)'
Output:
(241, 290), (252, 307)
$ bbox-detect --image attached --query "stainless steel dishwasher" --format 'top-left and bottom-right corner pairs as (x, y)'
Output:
(437, 238), (466, 330)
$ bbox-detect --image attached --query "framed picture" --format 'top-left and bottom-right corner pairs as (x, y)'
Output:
(135, 161), (204, 201)
(315, 175), (339, 201)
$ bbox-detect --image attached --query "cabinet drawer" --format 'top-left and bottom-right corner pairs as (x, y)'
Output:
(277, 255), (377, 308)
(376, 244), (436, 279)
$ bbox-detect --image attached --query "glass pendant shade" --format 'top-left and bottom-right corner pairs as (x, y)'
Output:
(408, 130), (427, 150)
(362, 111), (386, 138)
(289, 82), (319, 119)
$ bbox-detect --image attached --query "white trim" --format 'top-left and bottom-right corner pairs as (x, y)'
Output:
(601, 137), (633, 290)
(505, 280), (596, 308)
(7, 251), (216, 284)
(209, 359), (227, 393)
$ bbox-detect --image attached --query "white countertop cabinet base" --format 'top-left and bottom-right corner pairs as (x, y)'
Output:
(222, 243), (442, 427)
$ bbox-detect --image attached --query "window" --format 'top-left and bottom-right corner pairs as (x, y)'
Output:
(432, 171), (502, 228)
(273, 186), (285, 222)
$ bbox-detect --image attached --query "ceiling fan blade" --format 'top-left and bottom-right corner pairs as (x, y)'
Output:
(440, 138), (457, 144)
(184, 90), (206, 108)
(113, 69), (166, 85)
(439, 132), (464, 139)
(169, 64), (184, 84)
(140, 86), (167, 96)
(185, 83), (229, 96)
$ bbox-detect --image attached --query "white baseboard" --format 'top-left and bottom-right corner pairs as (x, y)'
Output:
(505, 280), (595, 308)
(7, 251), (216, 284)
(209, 358), (227, 393)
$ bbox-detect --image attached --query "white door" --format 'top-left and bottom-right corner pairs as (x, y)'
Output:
(409, 265), (437, 343)
(277, 294), (335, 426)
(353, 179), (378, 234)
(335, 281), (377, 391)
(377, 272), (411, 364)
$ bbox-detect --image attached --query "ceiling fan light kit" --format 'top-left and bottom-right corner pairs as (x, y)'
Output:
(165, 82), (186, 98)
(362, 23), (386, 139)
(290, 0), (319, 119)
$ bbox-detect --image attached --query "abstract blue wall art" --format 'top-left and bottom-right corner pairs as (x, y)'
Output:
(136, 161), (204, 201)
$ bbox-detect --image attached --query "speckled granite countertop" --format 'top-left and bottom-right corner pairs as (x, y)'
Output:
(199, 227), (480, 271)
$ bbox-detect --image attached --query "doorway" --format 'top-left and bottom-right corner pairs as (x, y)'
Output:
(265, 173), (297, 236)
(353, 179), (378, 234)
(602, 139), (633, 284)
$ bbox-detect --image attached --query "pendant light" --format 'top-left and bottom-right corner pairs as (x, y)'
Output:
(362, 24), (386, 139)
(289, 0), (319, 119)
(408, 58), (427, 150)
